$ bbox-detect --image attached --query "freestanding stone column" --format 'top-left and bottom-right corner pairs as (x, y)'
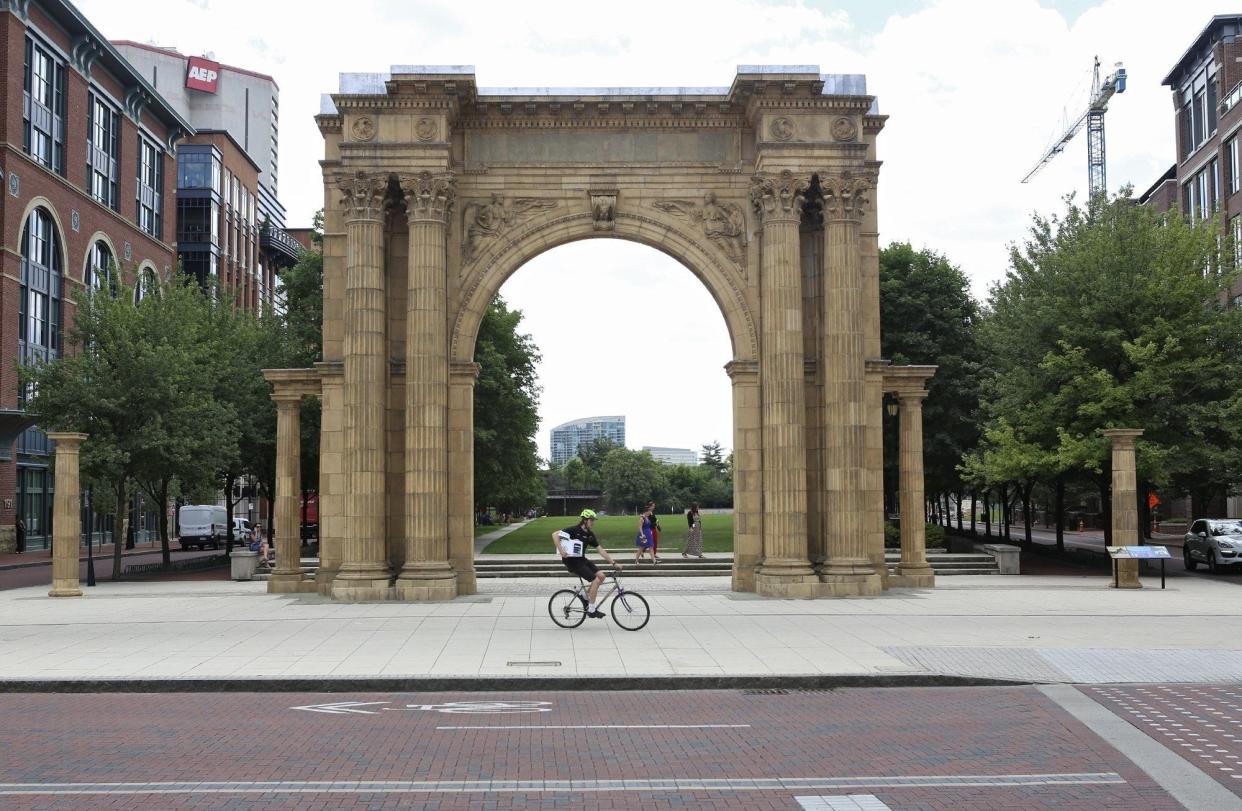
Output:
(894, 390), (935, 587)
(818, 171), (881, 596)
(750, 170), (817, 597)
(267, 393), (304, 592)
(726, 360), (763, 592)
(46, 432), (87, 598)
(396, 171), (457, 601)
(332, 171), (393, 600)
(448, 361), (480, 596)
(1104, 428), (1144, 589)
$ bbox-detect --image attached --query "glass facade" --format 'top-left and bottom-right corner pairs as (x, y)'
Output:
(549, 416), (627, 467)
(23, 35), (65, 175)
(87, 93), (120, 209)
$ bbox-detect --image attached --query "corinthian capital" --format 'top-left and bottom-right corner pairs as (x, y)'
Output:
(749, 170), (809, 223)
(400, 171), (456, 223)
(819, 171), (875, 222)
(336, 170), (389, 222)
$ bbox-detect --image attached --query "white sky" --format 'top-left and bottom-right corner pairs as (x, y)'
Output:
(76, 0), (1217, 460)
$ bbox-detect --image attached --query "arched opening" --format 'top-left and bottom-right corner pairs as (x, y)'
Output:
(469, 239), (735, 577)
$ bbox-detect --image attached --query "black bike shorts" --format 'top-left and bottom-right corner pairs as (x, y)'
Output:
(562, 556), (599, 580)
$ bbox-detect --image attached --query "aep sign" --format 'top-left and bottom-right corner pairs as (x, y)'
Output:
(185, 56), (220, 94)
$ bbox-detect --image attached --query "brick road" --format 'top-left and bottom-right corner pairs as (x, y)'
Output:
(1085, 683), (1242, 798)
(0, 548), (225, 590)
(0, 687), (1178, 809)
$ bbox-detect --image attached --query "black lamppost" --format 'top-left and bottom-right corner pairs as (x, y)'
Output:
(84, 488), (95, 587)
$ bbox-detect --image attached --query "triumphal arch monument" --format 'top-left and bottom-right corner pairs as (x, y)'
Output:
(264, 65), (936, 602)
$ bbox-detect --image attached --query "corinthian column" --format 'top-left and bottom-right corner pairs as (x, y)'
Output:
(396, 171), (458, 601)
(750, 170), (817, 597)
(894, 389), (934, 587)
(818, 171), (882, 596)
(331, 171), (393, 601)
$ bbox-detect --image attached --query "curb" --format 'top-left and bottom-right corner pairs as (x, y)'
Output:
(0, 673), (1031, 693)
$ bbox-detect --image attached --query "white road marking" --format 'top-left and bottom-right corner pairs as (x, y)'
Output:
(435, 723), (751, 730)
(0, 773), (1126, 796)
(796, 796), (893, 811)
(289, 701), (389, 715)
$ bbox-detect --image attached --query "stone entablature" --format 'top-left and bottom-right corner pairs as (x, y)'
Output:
(263, 65), (937, 602)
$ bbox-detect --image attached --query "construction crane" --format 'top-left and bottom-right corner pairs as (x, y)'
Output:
(1022, 57), (1127, 197)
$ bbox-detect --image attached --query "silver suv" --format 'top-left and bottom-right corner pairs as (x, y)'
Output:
(1183, 519), (1242, 573)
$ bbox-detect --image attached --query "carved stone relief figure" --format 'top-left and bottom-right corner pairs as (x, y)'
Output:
(461, 194), (558, 262)
(590, 192), (617, 231)
(652, 192), (749, 268)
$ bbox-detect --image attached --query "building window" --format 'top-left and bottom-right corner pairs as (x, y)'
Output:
(176, 150), (221, 193)
(87, 93), (120, 210)
(137, 136), (163, 238)
(22, 36), (65, 174)
(1208, 73), (1219, 136)
(176, 196), (220, 246)
(19, 208), (62, 377)
(1210, 158), (1220, 212)
(1233, 215), (1242, 269)
(1230, 137), (1240, 196)
(134, 267), (157, 302)
(86, 240), (114, 294)
(1193, 89), (1206, 147)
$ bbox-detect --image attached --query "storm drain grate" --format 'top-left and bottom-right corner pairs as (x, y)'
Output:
(507, 661), (562, 667)
(742, 688), (836, 696)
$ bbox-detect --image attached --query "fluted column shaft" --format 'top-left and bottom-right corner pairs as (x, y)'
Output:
(268, 395), (303, 592)
(1105, 428), (1144, 589)
(397, 172), (457, 601)
(333, 172), (392, 599)
(727, 360), (763, 592)
(750, 171), (816, 595)
(47, 432), (86, 598)
(895, 390), (934, 583)
(448, 362), (480, 596)
(819, 172), (881, 595)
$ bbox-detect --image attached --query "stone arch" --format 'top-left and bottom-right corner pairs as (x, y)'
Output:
(450, 209), (757, 366)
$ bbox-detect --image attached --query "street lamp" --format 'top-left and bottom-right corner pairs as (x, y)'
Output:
(884, 393), (899, 418)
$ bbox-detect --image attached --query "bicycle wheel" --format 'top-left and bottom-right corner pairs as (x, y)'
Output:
(548, 589), (587, 628)
(610, 590), (650, 631)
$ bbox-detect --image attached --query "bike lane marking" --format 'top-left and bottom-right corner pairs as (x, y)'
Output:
(435, 723), (751, 730)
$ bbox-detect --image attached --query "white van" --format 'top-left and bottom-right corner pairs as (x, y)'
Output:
(179, 505), (228, 550)
(232, 517), (253, 543)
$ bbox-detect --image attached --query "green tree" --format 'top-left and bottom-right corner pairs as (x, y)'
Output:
(560, 456), (589, 489)
(600, 448), (668, 512)
(981, 192), (1242, 540)
(473, 296), (545, 513)
(699, 440), (727, 476)
(575, 436), (619, 488)
(880, 243), (984, 528)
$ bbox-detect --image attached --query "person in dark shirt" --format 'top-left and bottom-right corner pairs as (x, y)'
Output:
(552, 509), (619, 618)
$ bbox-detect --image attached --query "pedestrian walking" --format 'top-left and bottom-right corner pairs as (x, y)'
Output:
(683, 503), (704, 558)
(634, 503), (656, 565)
(648, 502), (663, 562)
(15, 517), (25, 553)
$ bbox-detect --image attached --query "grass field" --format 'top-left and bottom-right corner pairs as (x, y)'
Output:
(480, 513), (734, 554)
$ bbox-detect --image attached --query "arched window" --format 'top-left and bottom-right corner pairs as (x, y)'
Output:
(134, 265), (158, 303)
(19, 207), (62, 366)
(86, 239), (113, 294)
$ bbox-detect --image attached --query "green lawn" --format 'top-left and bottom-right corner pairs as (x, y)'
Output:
(480, 513), (734, 554)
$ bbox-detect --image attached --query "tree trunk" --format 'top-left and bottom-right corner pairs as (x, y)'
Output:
(984, 489), (992, 538)
(942, 493), (951, 528)
(1100, 480), (1112, 546)
(1022, 482), (1034, 546)
(224, 472), (236, 556)
(969, 489), (977, 537)
(1000, 483), (1011, 542)
(158, 480), (171, 567)
(1055, 476), (1065, 554)
(1138, 481), (1151, 541)
(956, 490), (964, 534)
(112, 482), (128, 580)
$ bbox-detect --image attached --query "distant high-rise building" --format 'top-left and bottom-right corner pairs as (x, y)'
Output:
(550, 416), (625, 467)
(642, 446), (698, 466)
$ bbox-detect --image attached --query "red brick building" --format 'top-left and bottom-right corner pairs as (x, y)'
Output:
(0, 0), (190, 551)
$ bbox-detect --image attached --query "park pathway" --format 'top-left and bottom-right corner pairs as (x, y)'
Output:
(472, 520), (530, 555)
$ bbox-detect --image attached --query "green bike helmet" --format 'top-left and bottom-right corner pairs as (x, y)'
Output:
(579, 509), (598, 520)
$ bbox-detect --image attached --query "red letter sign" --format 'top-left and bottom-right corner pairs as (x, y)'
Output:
(185, 56), (221, 94)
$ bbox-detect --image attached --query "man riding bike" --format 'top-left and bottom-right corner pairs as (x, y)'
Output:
(552, 509), (620, 619)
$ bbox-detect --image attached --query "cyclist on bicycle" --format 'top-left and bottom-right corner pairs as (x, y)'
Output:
(553, 509), (620, 619)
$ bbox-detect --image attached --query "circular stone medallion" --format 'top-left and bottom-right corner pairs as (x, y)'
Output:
(769, 116), (795, 141)
(414, 117), (437, 142)
(831, 116), (857, 142)
(351, 116), (376, 141)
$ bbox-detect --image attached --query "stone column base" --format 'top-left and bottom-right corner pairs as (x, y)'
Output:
(1110, 558), (1142, 589)
(315, 567), (339, 595)
(755, 571), (821, 598)
(330, 577), (394, 602)
(817, 573), (883, 597)
(889, 564), (935, 589)
(267, 574), (316, 594)
(48, 586), (83, 598)
(394, 577), (458, 601)
(454, 571), (478, 596)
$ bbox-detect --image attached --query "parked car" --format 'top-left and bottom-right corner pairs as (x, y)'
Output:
(1183, 518), (1242, 573)
(178, 505), (228, 551)
(232, 517), (253, 545)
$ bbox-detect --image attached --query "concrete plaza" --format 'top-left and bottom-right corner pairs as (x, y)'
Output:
(2, 571), (1241, 686)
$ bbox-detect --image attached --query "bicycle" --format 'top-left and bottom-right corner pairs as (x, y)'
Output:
(548, 569), (650, 631)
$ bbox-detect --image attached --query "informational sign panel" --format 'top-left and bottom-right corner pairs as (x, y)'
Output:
(1106, 545), (1172, 559)
(185, 56), (221, 93)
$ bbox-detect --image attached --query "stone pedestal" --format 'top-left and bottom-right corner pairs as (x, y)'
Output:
(395, 172), (458, 602)
(332, 172), (394, 601)
(818, 172), (881, 597)
(892, 390), (934, 588)
(1104, 428), (1144, 590)
(46, 432), (87, 598)
(750, 171), (818, 598)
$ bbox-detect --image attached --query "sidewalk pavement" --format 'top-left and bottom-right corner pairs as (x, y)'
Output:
(2, 571), (1240, 688)
(472, 520), (530, 555)
(0, 539), (188, 572)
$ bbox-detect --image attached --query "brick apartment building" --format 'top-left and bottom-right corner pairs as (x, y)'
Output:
(0, 0), (190, 552)
(1142, 14), (1242, 305)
